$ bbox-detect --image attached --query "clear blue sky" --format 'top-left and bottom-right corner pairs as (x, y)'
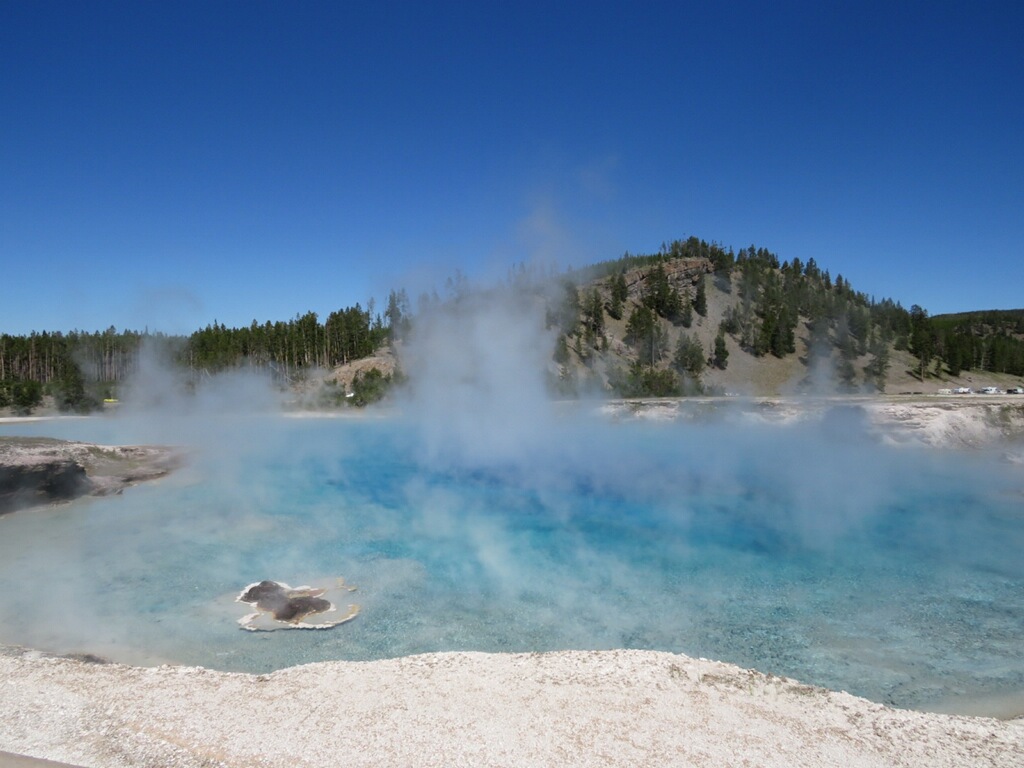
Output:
(2, 1), (1022, 335)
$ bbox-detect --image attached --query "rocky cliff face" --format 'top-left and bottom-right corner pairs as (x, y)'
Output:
(0, 437), (180, 515)
(618, 257), (712, 301)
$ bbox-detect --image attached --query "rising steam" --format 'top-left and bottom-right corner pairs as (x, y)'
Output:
(398, 281), (559, 468)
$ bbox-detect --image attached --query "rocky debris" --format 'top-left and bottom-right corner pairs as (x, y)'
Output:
(0, 437), (181, 515)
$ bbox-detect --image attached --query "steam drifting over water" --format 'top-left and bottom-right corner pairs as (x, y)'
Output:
(399, 283), (559, 468)
(0, 289), (1022, 715)
(1, 405), (1023, 713)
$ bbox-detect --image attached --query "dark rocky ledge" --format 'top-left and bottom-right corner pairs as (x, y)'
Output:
(0, 437), (181, 515)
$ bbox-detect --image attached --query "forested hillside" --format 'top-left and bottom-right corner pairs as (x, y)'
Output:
(547, 237), (907, 397)
(0, 298), (401, 413)
(546, 237), (1024, 397)
(929, 309), (1024, 377)
(4, 237), (1023, 414)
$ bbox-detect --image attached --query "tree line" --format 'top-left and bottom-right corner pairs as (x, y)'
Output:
(6, 239), (1022, 412)
(0, 328), (141, 413)
(0, 294), (408, 413)
(184, 303), (388, 375)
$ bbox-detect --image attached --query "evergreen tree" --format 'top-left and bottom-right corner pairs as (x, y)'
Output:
(641, 264), (684, 322)
(694, 278), (707, 317)
(837, 357), (858, 391)
(581, 288), (605, 348)
(9, 379), (43, 414)
(350, 368), (390, 407)
(863, 337), (890, 392)
(720, 306), (739, 335)
(558, 280), (581, 332)
(385, 288), (411, 341)
(609, 362), (680, 398)
(673, 334), (705, 377)
(625, 305), (655, 348)
(607, 270), (628, 320)
(679, 297), (693, 328)
(625, 305), (667, 365)
(553, 334), (570, 365)
(769, 308), (796, 358)
(711, 245), (735, 275)
(713, 327), (729, 370)
(607, 291), (623, 321)
(944, 338), (963, 377)
(55, 361), (97, 413)
(909, 304), (936, 380)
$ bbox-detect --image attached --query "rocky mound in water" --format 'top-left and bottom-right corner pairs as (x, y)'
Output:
(236, 578), (360, 631)
(0, 437), (181, 515)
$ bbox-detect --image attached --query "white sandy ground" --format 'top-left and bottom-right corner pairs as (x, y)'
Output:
(1, 648), (1023, 768)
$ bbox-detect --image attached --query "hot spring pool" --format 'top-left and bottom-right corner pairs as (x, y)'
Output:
(1, 409), (1022, 714)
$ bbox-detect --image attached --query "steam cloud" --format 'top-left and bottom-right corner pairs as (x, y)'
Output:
(0, 277), (1021, 713)
(398, 282), (559, 468)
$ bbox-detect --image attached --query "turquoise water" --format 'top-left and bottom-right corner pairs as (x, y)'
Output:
(1, 410), (1022, 713)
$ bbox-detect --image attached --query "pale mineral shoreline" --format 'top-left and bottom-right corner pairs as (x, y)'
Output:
(2, 401), (1023, 766)
(1, 646), (1023, 768)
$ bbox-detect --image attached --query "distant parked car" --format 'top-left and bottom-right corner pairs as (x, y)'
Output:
(980, 386), (1002, 395)
(1008, 387), (1024, 395)
(954, 387), (972, 394)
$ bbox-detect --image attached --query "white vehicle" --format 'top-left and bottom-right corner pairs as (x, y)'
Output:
(1008, 387), (1024, 395)
(954, 387), (972, 394)
(980, 386), (1001, 395)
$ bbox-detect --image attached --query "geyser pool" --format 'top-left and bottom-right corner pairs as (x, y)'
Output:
(0, 411), (1022, 714)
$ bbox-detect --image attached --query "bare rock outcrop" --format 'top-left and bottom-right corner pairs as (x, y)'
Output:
(0, 437), (180, 515)
(615, 256), (713, 301)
